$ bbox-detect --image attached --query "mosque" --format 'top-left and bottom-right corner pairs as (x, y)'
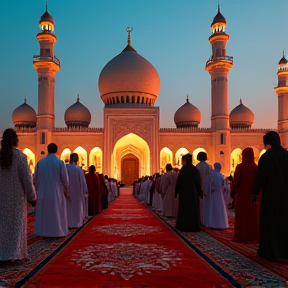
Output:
(11, 5), (288, 185)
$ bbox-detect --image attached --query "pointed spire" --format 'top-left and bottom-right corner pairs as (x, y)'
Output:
(283, 49), (285, 58)
(240, 98), (242, 105)
(186, 95), (189, 103)
(24, 98), (27, 104)
(77, 94), (80, 102)
(218, 0), (220, 13)
(126, 27), (133, 46)
(46, 1), (48, 11)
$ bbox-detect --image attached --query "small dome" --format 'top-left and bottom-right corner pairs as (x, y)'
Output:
(64, 95), (91, 128)
(211, 5), (226, 26)
(279, 53), (288, 66)
(174, 96), (201, 128)
(12, 99), (37, 128)
(40, 4), (54, 25)
(98, 28), (160, 106)
(230, 99), (254, 128)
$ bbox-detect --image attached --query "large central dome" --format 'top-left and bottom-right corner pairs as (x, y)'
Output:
(98, 28), (160, 106)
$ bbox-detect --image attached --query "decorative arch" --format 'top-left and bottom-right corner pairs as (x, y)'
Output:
(60, 148), (71, 164)
(89, 147), (102, 173)
(160, 147), (173, 172)
(175, 147), (189, 168)
(230, 148), (242, 175)
(74, 146), (87, 170)
(23, 148), (35, 174)
(192, 147), (208, 165)
(112, 133), (150, 180)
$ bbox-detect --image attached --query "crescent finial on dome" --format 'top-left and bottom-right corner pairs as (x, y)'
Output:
(126, 27), (133, 46)
(240, 98), (242, 104)
(218, 0), (220, 12)
(186, 95), (189, 103)
(77, 93), (80, 102)
(24, 97), (27, 104)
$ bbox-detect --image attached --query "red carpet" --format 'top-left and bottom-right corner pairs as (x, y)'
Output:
(204, 214), (288, 280)
(24, 188), (233, 288)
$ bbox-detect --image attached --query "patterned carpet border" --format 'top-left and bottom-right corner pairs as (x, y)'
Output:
(149, 206), (288, 287)
(14, 216), (94, 288)
(147, 206), (241, 288)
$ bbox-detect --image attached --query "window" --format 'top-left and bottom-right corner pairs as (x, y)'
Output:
(220, 133), (226, 145)
(41, 132), (46, 144)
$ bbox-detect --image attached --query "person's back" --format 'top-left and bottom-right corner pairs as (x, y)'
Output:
(66, 153), (87, 228)
(0, 129), (36, 261)
(208, 163), (229, 229)
(232, 147), (259, 242)
(175, 154), (203, 232)
(253, 131), (288, 260)
(34, 143), (69, 237)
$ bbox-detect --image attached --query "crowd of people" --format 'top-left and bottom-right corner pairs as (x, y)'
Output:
(0, 128), (288, 263)
(133, 130), (288, 261)
(0, 129), (119, 261)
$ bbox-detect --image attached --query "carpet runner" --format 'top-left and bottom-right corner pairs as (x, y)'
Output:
(21, 188), (234, 288)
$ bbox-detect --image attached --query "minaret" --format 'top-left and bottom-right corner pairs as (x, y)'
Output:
(33, 4), (60, 157)
(33, 4), (60, 131)
(205, 4), (233, 175)
(274, 51), (288, 148)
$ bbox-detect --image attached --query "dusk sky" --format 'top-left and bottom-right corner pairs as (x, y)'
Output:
(0, 0), (287, 132)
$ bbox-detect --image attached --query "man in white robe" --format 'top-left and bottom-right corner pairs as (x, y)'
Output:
(34, 143), (69, 237)
(162, 164), (178, 217)
(66, 153), (88, 228)
(138, 176), (150, 204)
(207, 162), (229, 229)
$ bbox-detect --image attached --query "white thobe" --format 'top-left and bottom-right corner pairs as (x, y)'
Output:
(196, 161), (212, 223)
(208, 171), (229, 229)
(153, 177), (163, 211)
(138, 180), (150, 204)
(34, 154), (69, 237)
(66, 164), (87, 228)
(162, 171), (178, 217)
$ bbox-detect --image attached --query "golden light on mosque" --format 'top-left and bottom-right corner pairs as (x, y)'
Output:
(112, 133), (150, 180)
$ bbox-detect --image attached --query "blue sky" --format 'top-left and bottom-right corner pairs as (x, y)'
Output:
(0, 0), (287, 132)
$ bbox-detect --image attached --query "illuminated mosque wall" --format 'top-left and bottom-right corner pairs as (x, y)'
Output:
(12, 5), (285, 180)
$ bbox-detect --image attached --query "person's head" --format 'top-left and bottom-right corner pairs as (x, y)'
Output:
(70, 153), (79, 164)
(242, 147), (255, 164)
(166, 163), (173, 172)
(0, 128), (19, 170)
(149, 176), (153, 181)
(228, 174), (233, 182)
(197, 151), (207, 162)
(263, 131), (281, 149)
(89, 165), (96, 173)
(64, 159), (69, 163)
(144, 175), (149, 181)
(183, 153), (192, 165)
(47, 143), (58, 154)
(104, 175), (108, 180)
(214, 162), (222, 172)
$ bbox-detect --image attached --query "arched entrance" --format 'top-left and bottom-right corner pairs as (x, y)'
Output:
(112, 133), (150, 180)
(121, 153), (139, 186)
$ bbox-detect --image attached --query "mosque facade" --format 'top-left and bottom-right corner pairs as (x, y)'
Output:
(11, 6), (288, 184)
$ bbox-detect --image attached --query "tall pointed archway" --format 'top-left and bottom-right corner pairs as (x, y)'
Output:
(112, 133), (150, 180)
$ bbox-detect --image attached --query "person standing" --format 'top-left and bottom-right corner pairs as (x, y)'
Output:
(34, 143), (69, 237)
(208, 162), (229, 229)
(162, 164), (178, 217)
(175, 154), (203, 232)
(231, 147), (259, 242)
(196, 151), (212, 225)
(85, 165), (102, 216)
(66, 153), (88, 228)
(138, 176), (150, 204)
(0, 129), (37, 261)
(253, 131), (288, 260)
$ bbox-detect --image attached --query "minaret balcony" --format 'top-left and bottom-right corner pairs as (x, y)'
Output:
(33, 55), (61, 68)
(206, 56), (233, 70)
